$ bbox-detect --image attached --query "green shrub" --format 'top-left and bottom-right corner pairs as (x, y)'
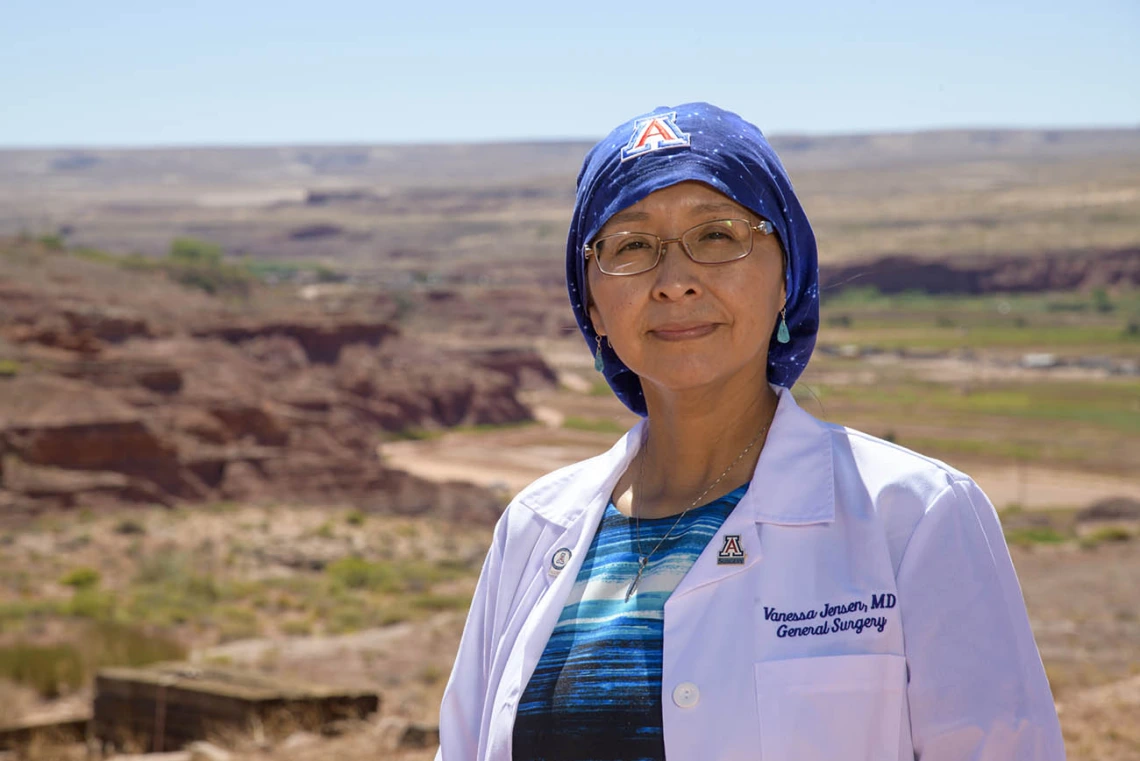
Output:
(825, 285), (883, 306)
(90, 620), (185, 665)
(326, 556), (398, 592)
(1091, 288), (1114, 314)
(0, 643), (84, 698)
(327, 605), (367, 634)
(127, 553), (223, 626)
(169, 237), (223, 266)
(562, 416), (626, 434)
(166, 262), (253, 297)
(214, 605), (260, 642)
(1005, 526), (1068, 547)
(160, 238), (253, 297)
(37, 233), (65, 251)
(1080, 526), (1134, 548)
(281, 617), (314, 637)
(393, 427), (439, 441)
(0, 598), (63, 625)
(0, 359), (21, 377)
(0, 621), (184, 699)
(408, 592), (473, 612)
(66, 588), (115, 619)
(419, 664), (446, 685)
(345, 509), (366, 527)
(60, 567), (101, 590)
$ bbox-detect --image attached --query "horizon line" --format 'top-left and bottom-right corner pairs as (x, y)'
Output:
(2, 122), (1138, 153)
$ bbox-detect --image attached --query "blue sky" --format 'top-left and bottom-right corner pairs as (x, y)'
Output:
(2, 0), (1137, 147)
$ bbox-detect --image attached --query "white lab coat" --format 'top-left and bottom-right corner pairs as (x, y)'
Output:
(436, 386), (1065, 760)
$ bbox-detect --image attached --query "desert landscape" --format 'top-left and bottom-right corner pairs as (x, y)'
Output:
(1, 128), (1138, 759)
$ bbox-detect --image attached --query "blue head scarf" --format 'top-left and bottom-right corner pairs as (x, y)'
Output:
(566, 102), (820, 417)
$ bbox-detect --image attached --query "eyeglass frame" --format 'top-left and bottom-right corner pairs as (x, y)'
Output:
(583, 218), (776, 276)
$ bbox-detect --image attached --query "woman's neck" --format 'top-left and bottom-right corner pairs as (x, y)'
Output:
(617, 376), (779, 519)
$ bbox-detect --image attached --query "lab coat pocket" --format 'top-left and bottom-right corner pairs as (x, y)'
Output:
(754, 653), (906, 761)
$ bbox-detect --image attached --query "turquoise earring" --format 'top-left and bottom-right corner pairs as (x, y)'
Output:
(594, 335), (606, 372)
(776, 308), (790, 344)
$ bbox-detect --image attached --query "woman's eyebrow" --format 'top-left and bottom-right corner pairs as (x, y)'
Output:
(607, 210), (651, 225)
(689, 201), (740, 215)
(606, 202), (741, 227)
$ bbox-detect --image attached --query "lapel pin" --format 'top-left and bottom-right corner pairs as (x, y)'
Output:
(549, 547), (573, 576)
(717, 534), (746, 565)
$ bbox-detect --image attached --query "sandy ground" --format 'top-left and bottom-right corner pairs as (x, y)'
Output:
(966, 463), (1140, 509)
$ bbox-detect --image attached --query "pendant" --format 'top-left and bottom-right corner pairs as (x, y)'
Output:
(625, 556), (648, 602)
(777, 316), (791, 344)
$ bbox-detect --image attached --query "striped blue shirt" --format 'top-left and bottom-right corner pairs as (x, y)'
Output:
(512, 485), (747, 761)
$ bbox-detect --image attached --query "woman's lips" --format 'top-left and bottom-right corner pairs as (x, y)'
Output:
(649, 323), (718, 341)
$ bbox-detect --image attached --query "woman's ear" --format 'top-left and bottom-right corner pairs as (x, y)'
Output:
(587, 302), (605, 338)
(780, 246), (788, 306)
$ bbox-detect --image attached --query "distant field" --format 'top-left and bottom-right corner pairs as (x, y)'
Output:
(818, 288), (1140, 356)
(1, 129), (1137, 275)
(795, 289), (1139, 476)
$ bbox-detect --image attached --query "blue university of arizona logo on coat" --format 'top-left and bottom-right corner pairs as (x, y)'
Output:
(717, 534), (745, 565)
(620, 111), (691, 162)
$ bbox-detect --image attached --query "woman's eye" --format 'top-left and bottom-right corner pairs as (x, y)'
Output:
(699, 229), (734, 242)
(616, 239), (651, 254)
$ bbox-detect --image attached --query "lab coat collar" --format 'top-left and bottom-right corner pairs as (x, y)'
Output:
(519, 384), (833, 529)
(518, 418), (647, 529)
(671, 386), (834, 599)
(740, 384), (835, 526)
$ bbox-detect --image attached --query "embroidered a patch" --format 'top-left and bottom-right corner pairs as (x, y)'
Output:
(761, 594), (897, 639)
(620, 111), (691, 162)
(717, 534), (745, 565)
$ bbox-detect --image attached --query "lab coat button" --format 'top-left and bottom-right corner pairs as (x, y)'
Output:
(672, 682), (700, 708)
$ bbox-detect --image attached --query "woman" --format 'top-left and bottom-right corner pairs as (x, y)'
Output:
(435, 103), (1065, 760)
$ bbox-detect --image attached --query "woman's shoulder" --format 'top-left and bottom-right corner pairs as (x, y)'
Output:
(817, 421), (1001, 575)
(781, 388), (974, 505)
(820, 419), (980, 508)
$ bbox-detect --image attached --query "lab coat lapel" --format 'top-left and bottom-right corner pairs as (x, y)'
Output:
(673, 386), (835, 598)
(485, 420), (646, 759)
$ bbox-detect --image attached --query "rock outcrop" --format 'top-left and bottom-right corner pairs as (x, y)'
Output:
(819, 248), (1140, 296)
(0, 241), (552, 522)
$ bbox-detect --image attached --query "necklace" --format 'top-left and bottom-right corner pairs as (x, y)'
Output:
(625, 420), (771, 602)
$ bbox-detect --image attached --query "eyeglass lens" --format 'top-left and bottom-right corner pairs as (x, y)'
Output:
(593, 219), (754, 275)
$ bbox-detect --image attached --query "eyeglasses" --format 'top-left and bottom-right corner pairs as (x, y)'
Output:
(584, 218), (775, 276)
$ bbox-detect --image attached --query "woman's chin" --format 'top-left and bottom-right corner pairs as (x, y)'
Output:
(637, 362), (765, 400)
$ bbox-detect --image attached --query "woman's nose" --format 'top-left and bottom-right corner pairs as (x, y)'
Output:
(651, 239), (702, 300)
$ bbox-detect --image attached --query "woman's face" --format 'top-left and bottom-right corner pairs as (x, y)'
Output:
(587, 181), (786, 398)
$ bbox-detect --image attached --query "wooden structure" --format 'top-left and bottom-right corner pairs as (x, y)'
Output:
(94, 663), (379, 752)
